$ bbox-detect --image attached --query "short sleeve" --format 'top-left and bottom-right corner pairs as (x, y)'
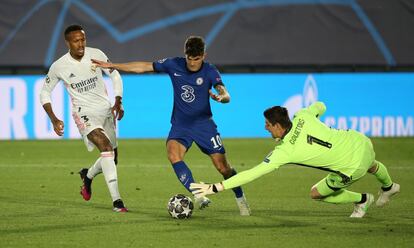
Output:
(40, 64), (60, 105)
(208, 64), (223, 87)
(153, 58), (172, 73)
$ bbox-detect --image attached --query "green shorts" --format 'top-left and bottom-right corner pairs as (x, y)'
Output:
(315, 137), (375, 196)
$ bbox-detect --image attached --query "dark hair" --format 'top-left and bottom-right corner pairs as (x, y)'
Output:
(184, 36), (205, 57)
(263, 106), (291, 128)
(64, 24), (84, 40)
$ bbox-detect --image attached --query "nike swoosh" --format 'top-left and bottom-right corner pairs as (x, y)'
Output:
(174, 73), (181, 76)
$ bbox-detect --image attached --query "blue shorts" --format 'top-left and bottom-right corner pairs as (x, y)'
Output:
(167, 120), (226, 155)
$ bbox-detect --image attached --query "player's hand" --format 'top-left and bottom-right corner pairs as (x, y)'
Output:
(51, 119), (64, 136)
(112, 97), (124, 121)
(208, 89), (222, 102)
(209, 90), (229, 103)
(91, 59), (113, 69)
(190, 182), (224, 197)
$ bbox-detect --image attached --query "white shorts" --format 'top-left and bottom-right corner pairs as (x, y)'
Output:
(72, 107), (117, 152)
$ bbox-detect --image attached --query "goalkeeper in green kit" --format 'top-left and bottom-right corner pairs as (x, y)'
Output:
(190, 102), (400, 218)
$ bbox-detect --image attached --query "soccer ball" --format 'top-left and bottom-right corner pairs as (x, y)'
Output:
(167, 194), (194, 219)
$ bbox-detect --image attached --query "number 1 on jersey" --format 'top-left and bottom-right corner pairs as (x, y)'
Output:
(307, 134), (332, 148)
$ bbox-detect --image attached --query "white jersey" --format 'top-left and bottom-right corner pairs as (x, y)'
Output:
(40, 47), (122, 111)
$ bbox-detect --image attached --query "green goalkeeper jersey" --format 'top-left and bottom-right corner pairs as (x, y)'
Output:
(222, 101), (373, 190)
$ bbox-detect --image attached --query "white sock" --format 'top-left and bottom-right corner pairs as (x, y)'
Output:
(100, 151), (121, 202)
(87, 157), (102, 179)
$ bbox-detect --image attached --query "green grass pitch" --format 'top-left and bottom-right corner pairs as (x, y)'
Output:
(1, 138), (413, 247)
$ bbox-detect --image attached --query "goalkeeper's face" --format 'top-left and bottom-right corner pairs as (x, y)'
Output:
(265, 119), (283, 139)
(66, 30), (86, 60)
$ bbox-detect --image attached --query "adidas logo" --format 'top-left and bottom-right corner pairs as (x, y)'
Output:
(69, 73), (76, 78)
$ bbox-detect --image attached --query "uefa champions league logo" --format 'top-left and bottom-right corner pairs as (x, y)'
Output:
(283, 74), (318, 118)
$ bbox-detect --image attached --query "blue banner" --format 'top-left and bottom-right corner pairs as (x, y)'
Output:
(0, 73), (413, 139)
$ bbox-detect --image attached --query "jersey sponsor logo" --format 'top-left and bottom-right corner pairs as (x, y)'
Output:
(289, 118), (305, 145)
(196, 77), (203, 85)
(70, 76), (98, 93)
(180, 85), (195, 103)
(173, 72), (182, 77)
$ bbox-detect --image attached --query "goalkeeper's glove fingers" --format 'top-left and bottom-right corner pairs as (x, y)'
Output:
(190, 182), (224, 197)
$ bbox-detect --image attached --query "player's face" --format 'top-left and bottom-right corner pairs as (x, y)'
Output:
(265, 119), (282, 139)
(65, 30), (86, 60)
(185, 54), (205, 72)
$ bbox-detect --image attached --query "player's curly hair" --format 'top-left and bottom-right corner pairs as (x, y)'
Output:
(64, 24), (84, 40)
(264, 106), (291, 128)
(185, 36), (205, 57)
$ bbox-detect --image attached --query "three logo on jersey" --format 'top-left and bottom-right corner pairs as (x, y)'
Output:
(175, 73), (205, 103)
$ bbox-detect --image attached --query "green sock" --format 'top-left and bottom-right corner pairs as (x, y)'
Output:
(373, 160), (393, 188)
(321, 189), (362, 204)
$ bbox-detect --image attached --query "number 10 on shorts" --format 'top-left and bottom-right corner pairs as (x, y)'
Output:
(210, 135), (223, 149)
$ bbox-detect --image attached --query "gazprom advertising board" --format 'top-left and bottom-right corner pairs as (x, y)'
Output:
(0, 73), (413, 140)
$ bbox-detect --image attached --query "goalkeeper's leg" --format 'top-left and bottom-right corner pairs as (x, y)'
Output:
(368, 161), (400, 206)
(311, 173), (373, 218)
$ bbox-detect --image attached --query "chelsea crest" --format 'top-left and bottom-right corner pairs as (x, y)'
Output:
(196, 77), (203, 85)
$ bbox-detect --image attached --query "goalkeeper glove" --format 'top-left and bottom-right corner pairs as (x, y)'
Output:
(190, 182), (224, 197)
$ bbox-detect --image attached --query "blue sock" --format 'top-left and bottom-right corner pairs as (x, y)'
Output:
(224, 169), (244, 198)
(172, 161), (194, 192)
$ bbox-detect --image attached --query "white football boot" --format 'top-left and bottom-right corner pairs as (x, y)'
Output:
(350, 193), (374, 218)
(236, 195), (251, 216)
(376, 183), (400, 207)
(194, 195), (211, 210)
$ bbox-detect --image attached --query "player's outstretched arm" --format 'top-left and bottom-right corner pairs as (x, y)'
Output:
(190, 182), (224, 197)
(209, 84), (230, 103)
(92, 59), (154, 74)
(191, 158), (281, 197)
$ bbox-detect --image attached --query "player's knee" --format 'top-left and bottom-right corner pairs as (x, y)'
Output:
(219, 167), (231, 177)
(98, 139), (113, 152)
(167, 153), (181, 164)
(310, 187), (323, 200)
(367, 162), (378, 174)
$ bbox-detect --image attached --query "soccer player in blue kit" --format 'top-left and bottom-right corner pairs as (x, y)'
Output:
(92, 36), (250, 215)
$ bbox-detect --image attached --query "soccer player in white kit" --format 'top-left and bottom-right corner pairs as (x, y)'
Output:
(40, 24), (128, 212)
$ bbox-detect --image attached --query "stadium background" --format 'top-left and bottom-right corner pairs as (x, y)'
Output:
(1, 0), (413, 139)
(1, 1), (414, 248)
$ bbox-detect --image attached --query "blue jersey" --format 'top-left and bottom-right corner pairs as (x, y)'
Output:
(153, 57), (223, 126)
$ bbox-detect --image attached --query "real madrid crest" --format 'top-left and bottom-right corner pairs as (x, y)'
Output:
(196, 77), (203, 85)
(91, 64), (97, 73)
